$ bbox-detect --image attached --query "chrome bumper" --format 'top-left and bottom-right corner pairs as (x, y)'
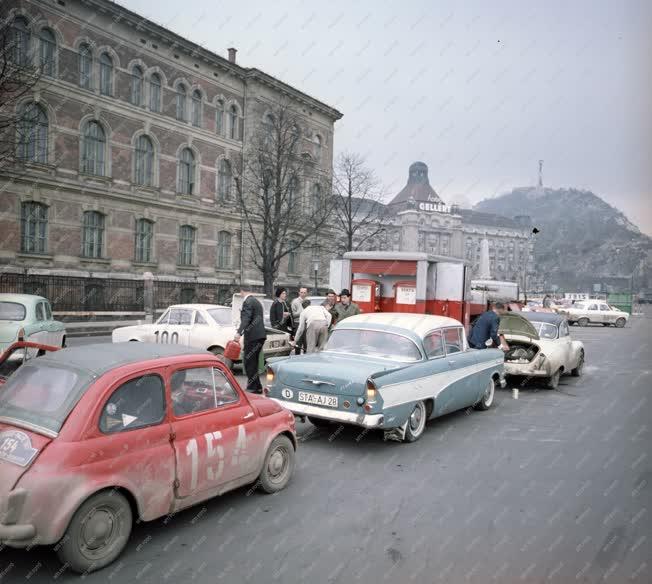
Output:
(504, 363), (549, 377)
(269, 398), (384, 428)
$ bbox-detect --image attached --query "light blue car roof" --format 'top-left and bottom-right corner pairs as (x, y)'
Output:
(335, 319), (423, 347)
(0, 293), (48, 306)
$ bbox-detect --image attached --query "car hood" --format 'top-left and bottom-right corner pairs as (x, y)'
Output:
(274, 352), (406, 396)
(498, 313), (540, 340)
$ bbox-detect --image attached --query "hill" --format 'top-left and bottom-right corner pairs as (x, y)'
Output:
(474, 187), (652, 292)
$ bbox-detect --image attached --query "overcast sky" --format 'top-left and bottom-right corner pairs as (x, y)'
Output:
(124, 0), (652, 234)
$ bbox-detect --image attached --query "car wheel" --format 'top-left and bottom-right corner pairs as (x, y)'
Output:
(577, 318), (589, 327)
(474, 378), (495, 411)
(403, 400), (427, 443)
(615, 318), (626, 328)
(308, 416), (334, 428)
(209, 346), (233, 370)
(62, 335), (67, 348)
(257, 435), (295, 494)
(546, 369), (561, 389)
(571, 350), (584, 377)
(56, 490), (133, 574)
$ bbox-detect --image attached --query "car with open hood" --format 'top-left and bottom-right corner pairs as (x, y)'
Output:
(499, 312), (584, 389)
(264, 313), (506, 443)
(0, 294), (66, 356)
(0, 342), (296, 573)
(112, 296), (291, 366)
(556, 299), (629, 327)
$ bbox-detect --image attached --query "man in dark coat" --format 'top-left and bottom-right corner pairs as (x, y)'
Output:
(468, 302), (509, 350)
(234, 285), (267, 393)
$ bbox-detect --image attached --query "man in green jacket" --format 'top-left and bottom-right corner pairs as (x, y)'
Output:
(333, 289), (361, 323)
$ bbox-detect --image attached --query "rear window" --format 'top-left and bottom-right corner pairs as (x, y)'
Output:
(0, 302), (26, 321)
(327, 329), (422, 362)
(0, 363), (88, 434)
(208, 308), (232, 326)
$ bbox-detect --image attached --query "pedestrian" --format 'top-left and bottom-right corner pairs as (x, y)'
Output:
(292, 298), (311, 354)
(270, 287), (293, 333)
(294, 302), (332, 353)
(234, 285), (267, 393)
(468, 302), (509, 351)
(334, 289), (361, 323)
(322, 289), (338, 330)
(290, 286), (309, 323)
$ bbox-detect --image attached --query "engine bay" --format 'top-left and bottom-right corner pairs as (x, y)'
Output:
(504, 341), (539, 363)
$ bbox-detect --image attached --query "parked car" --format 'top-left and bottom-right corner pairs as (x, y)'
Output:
(0, 340), (61, 385)
(0, 294), (66, 355)
(557, 299), (629, 327)
(0, 343), (296, 573)
(499, 312), (584, 389)
(112, 300), (291, 367)
(264, 313), (506, 443)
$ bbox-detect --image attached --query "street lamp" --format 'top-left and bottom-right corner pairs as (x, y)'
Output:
(312, 259), (320, 294)
(523, 227), (540, 304)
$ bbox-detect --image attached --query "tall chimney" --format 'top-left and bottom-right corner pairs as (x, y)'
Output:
(227, 47), (237, 64)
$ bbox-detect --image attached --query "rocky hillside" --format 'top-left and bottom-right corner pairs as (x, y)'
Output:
(474, 187), (652, 292)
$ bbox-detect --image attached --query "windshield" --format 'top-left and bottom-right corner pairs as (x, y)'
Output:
(530, 322), (558, 339)
(326, 329), (422, 362)
(0, 302), (26, 321)
(208, 308), (232, 326)
(0, 363), (88, 434)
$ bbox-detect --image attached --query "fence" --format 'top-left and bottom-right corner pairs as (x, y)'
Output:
(0, 273), (244, 313)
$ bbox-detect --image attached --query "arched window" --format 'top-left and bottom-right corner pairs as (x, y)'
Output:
(287, 240), (299, 274)
(178, 148), (195, 195)
(215, 100), (224, 135)
(82, 211), (105, 258)
(228, 105), (238, 140)
(311, 183), (322, 213)
(135, 218), (154, 263)
(81, 121), (106, 176)
(99, 53), (113, 96)
(191, 90), (202, 127)
(39, 29), (56, 76)
(176, 84), (187, 121)
(263, 113), (274, 142)
(178, 225), (195, 266)
(78, 43), (92, 89)
(149, 73), (161, 112)
(21, 202), (48, 254)
(11, 18), (30, 65)
(130, 66), (143, 106)
(134, 135), (154, 186)
(217, 231), (232, 269)
(217, 158), (232, 201)
(17, 103), (48, 164)
(314, 134), (322, 158)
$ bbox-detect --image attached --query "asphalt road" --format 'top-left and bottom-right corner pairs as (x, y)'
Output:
(2, 314), (651, 584)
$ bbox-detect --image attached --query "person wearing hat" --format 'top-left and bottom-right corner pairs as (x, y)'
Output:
(322, 289), (339, 330)
(334, 289), (361, 323)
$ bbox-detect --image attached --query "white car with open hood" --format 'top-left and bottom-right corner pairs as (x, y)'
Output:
(499, 311), (584, 389)
(111, 295), (291, 366)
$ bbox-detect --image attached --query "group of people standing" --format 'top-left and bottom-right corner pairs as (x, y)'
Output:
(270, 286), (361, 353)
(234, 284), (361, 394)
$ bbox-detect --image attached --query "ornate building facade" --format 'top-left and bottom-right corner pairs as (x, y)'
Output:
(0, 0), (341, 310)
(385, 162), (535, 283)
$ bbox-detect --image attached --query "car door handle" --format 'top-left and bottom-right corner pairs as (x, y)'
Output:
(243, 412), (254, 420)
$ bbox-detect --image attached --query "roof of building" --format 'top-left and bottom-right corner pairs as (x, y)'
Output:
(388, 162), (444, 207)
(38, 342), (209, 376)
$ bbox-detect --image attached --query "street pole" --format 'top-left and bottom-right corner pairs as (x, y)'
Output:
(314, 268), (318, 294)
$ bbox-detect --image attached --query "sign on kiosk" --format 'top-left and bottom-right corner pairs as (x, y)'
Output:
(352, 283), (372, 303)
(351, 279), (380, 313)
(393, 280), (417, 312)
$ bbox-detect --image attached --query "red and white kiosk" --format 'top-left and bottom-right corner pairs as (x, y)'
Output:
(330, 251), (472, 329)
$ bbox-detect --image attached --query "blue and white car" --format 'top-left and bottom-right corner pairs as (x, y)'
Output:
(264, 313), (506, 442)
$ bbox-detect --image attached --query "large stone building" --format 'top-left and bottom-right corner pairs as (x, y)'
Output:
(384, 162), (535, 283)
(0, 0), (341, 310)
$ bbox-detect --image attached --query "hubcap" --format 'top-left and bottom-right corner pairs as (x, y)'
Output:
(409, 403), (426, 434)
(81, 507), (116, 552)
(268, 447), (288, 483)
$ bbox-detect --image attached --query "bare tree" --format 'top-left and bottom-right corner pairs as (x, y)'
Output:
(0, 16), (45, 167)
(234, 102), (334, 296)
(332, 152), (389, 254)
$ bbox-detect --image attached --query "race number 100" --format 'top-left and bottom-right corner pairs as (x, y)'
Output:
(154, 330), (179, 344)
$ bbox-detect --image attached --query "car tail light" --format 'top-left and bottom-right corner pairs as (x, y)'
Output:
(366, 379), (377, 403)
(266, 367), (275, 383)
(17, 328), (25, 341)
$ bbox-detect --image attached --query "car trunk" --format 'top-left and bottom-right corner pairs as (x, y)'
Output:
(0, 421), (52, 493)
(277, 354), (400, 396)
(504, 341), (540, 364)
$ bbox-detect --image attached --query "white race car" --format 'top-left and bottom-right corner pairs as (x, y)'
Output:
(556, 299), (629, 328)
(112, 296), (291, 366)
(499, 311), (585, 389)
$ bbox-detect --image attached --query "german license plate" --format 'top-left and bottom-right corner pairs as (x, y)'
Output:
(298, 391), (338, 407)
(269, 340), (281, 348)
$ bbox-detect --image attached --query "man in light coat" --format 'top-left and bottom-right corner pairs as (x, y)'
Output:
(294, 303), (332, 353)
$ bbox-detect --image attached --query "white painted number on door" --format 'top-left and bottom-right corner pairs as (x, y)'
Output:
(205, 431), (225, 481)
(185, 438), (199, 492)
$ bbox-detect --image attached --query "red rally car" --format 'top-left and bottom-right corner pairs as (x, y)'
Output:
(0, 343), (297, 573)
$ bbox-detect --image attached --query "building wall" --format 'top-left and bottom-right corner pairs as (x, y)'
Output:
(0, 0), (340, 297)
